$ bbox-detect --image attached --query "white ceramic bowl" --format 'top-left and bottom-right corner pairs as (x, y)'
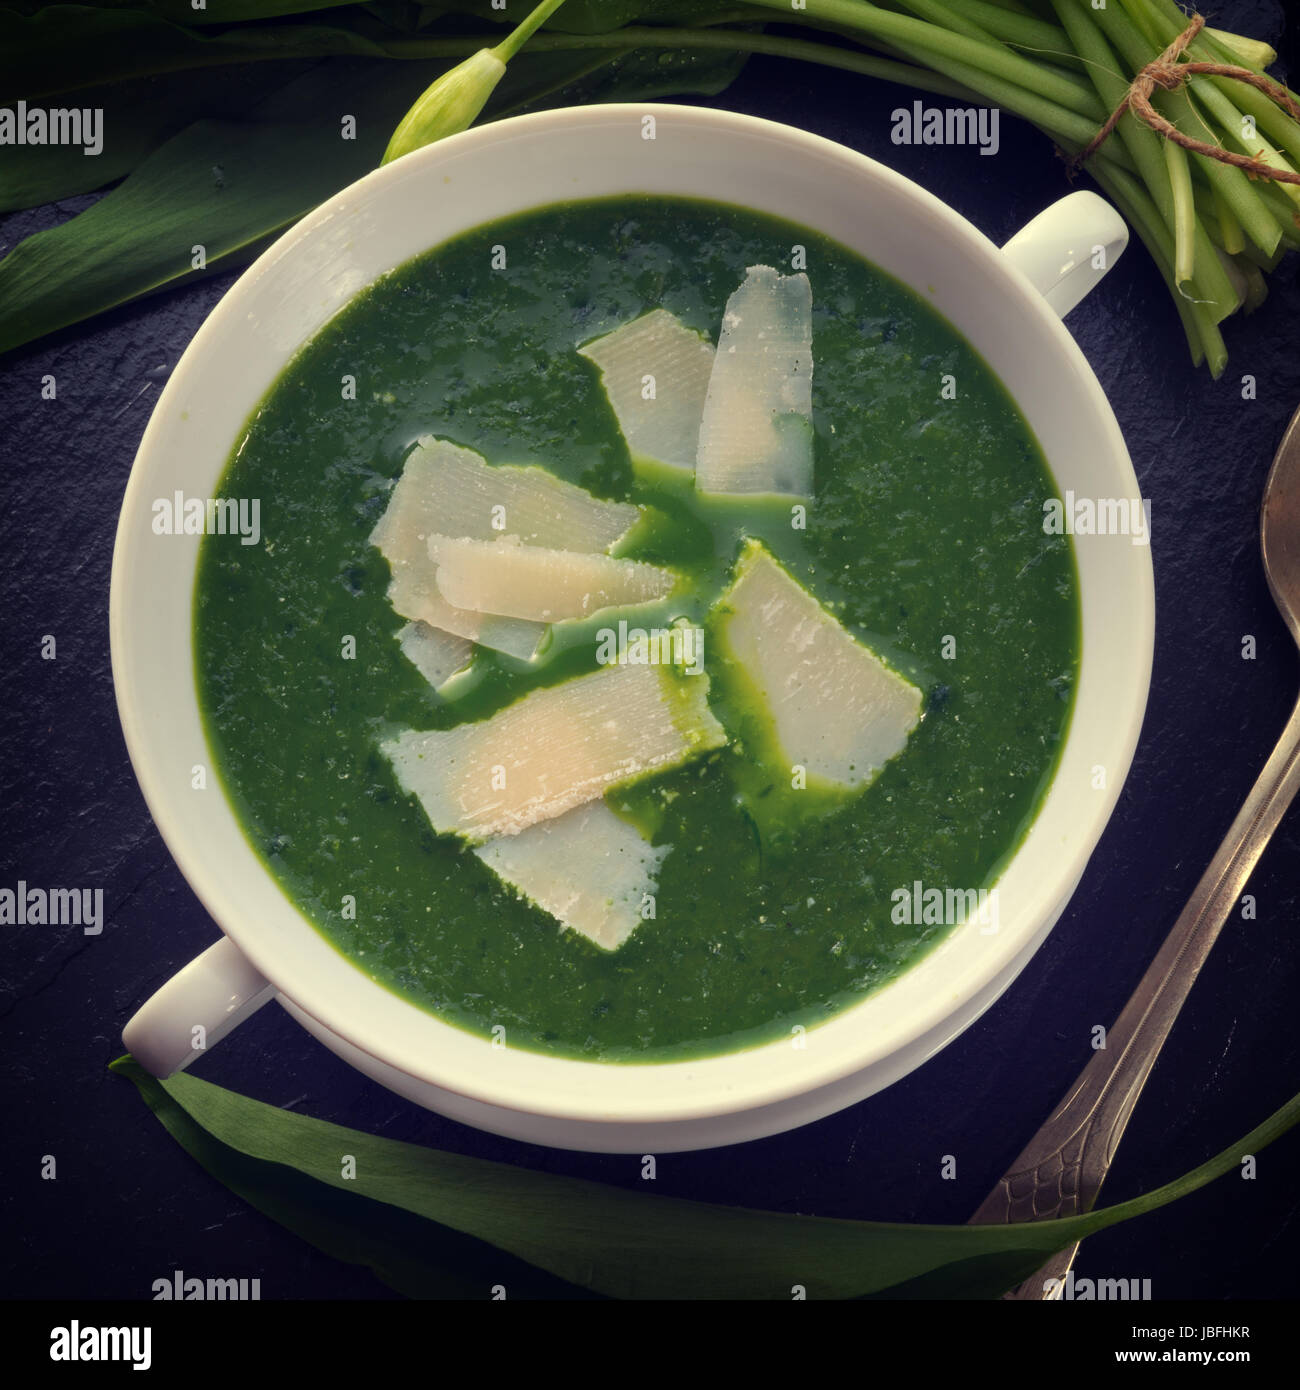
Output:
(115, 104), (1153, 1152)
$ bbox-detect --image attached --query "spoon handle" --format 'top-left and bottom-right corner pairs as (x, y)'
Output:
(969, 695), (1300, 1298)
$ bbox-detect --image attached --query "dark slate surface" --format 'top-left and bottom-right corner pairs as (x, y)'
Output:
(2, 1), (1298, 1301)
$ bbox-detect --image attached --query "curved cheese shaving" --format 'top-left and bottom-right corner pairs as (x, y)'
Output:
(371, 436), (638, 552)
(430, 535), (676, 623)
(716, 540), (921, 788)
(475, 802), (668, 951)
(578, 309), (714, 473)
(379, 515), (547, 661)
(383, 663), (725, 842)
(396, 620), (473, 691)
(696, 266), (814, 496)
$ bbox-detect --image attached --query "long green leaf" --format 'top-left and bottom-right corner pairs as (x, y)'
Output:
(10, 0), (736, 25)
(0, 5), (450, 99)
(0, 61), (323, 212)
(0, 59), (437, 354)
(0, 2), (745, 99)
(514, 0), (749, 32)
(110, 1056), (1300, 1300)
(0, 41), (746, 355)
(10, 0), (588, 26)
(114, 1056), (600, 1299)
(29, 0), (389, 23)
(495, 38), (748, 114)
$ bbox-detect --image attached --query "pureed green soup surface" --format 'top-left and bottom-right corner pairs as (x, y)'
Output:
(195, 195), (1079, 1062)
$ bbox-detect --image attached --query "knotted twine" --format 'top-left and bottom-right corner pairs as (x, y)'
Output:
(1074, 13), (1300, 185)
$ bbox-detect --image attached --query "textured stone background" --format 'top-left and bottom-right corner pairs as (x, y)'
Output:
(2, 0), (1297, 1300)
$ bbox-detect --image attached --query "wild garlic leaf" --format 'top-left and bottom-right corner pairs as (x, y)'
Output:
(0, 7), (427, 101)
(111, 1055), (597, 1299)
(111, 1056), (1300, 1301)
(0, 37), (748, 354)
(505, 1), (753, 35)
(0, 58), (438, 356)
(0, 62), (322, 213)
(101, 0), (379, 24)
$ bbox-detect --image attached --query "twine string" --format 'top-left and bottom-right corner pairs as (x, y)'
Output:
(1074, 12), (1300, 185)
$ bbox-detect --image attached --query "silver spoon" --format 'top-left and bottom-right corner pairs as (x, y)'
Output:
(968, 400), (1300, 1298)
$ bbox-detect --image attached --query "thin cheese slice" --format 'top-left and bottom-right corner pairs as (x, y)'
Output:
(383, 663), (726, 842)
(716, 540), (921, 787)
(371, 436), (638, 552)
(430, 535), (677, 623)
(696, 266), (814, 496)
(578, 309), (715, 473)
(380, 516), (547, 661)
(396, 620), (473, 691)
(475, 802), (668, 950)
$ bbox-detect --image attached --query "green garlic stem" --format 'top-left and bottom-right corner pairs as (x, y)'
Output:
(492, 0), (574, 65)
(1165, 138), (1196, 287)
(738, 0), (1106, 119)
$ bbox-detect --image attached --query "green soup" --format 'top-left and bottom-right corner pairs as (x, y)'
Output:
(194, 195), (1079, 1062)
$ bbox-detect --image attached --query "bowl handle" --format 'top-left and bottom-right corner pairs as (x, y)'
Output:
(1000, 190), (1128, 319)
(122, 937), (275, 1077)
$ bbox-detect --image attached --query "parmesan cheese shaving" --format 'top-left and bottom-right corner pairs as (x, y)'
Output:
(716, 540), (921, 788)
(475, 801), (668, 950)
(383, 663), (726, 842)
(696, 266), (814, 496)
(372, 436), (638, 552)
(396, 620), (473, 691)
(429, 535), (676, 623)
(379, 515), (547, 661)
(578, 309), (714, 473)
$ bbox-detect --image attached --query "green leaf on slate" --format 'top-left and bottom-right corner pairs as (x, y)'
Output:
(0, 5), (454, 100)
(0, 1), (755, 103)
(0, 62), (326, 213)
(492, 39), (749, 117)
(536, 0), (756, 34)
(346, 1), (752, 37)
(110, 1055), (1300, 1300)
(18, 0), (741, 31)
(56, 1), (387, 25)
(0, 58), (440, 355)
(0, 37), (748, 355)
(114, 1056), (599, 1299)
